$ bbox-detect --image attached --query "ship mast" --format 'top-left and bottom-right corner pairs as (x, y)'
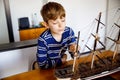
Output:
(85, 12), (106, 69)
(72, 31), (80, 72)
(107, 23), (120, 59)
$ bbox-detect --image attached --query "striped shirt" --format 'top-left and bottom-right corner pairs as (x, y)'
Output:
(37, 27), (76, 69)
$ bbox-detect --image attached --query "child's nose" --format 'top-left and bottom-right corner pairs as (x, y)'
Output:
(58, 23), (62, 28)
(58, 21), (63, 28)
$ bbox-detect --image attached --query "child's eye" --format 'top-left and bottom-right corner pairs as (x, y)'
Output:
(61, 19), (65, 22)
(53, 22), (57, 24)
(61, 17), (65, 22)
(52, 20), (57, 24)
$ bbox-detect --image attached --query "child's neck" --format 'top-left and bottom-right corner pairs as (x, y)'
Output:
(52, 33), (62, 42)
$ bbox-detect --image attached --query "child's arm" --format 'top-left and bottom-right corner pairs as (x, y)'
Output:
(68, 28), (80, 58)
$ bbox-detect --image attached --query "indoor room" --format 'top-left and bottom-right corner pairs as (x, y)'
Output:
(0, 0), (120, 80)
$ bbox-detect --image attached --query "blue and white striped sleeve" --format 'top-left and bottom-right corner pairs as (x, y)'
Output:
(69, 28), (76, 44)
(68, 28), (77, 58)
(37, 37), (51, 69)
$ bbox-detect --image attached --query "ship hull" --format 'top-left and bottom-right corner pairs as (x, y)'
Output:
(55, 50), (120, 79)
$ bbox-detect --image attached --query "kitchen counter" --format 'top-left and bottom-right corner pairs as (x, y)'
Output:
(0, 39), (37, 52)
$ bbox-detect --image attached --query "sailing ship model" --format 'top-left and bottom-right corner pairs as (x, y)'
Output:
(55, 11), (120, 80)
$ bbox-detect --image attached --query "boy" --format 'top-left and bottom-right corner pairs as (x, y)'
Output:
(37, 2), (79, 69)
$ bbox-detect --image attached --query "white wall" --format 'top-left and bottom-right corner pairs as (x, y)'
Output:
(106, 0), (120, 51)
(9, 0), (107, 52)
(0, 0), (9, 44)
(0, 47), (37, 79)
(49, 0), (107, 52)
(9, 0), (43, 42)
(0, 1), (119, 79)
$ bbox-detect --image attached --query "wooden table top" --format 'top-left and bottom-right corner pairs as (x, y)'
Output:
(1, 69), (57, 80)
(1, 50), (120, 80)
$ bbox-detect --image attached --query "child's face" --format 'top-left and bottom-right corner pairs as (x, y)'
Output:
(47, 17), (66, 35)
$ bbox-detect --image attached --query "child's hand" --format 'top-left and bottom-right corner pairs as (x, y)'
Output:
(61, 54), (67, 64)
(69, 44), (80, 53)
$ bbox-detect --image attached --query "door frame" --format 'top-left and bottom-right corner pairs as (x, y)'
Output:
(3, 0), (14, 42)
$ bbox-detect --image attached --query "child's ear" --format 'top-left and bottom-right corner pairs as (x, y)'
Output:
(40, 21), (49, 28)
(44, 22), (49, 28)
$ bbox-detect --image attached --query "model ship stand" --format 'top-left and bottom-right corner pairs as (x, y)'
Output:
(55, 12), (120, 80)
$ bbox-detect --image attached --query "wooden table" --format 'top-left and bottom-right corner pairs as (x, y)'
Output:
(1, 69), (57, 80)
(1, 50), (120, 80)
(1, 69), (120, 80)
(110, 71), (120, 80)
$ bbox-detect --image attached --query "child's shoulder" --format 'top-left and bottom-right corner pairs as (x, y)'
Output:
(65, 26), (74, 32)
(39, 29), (51, 39)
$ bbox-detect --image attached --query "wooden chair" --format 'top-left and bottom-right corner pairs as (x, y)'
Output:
(32, 61), (39, 70)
